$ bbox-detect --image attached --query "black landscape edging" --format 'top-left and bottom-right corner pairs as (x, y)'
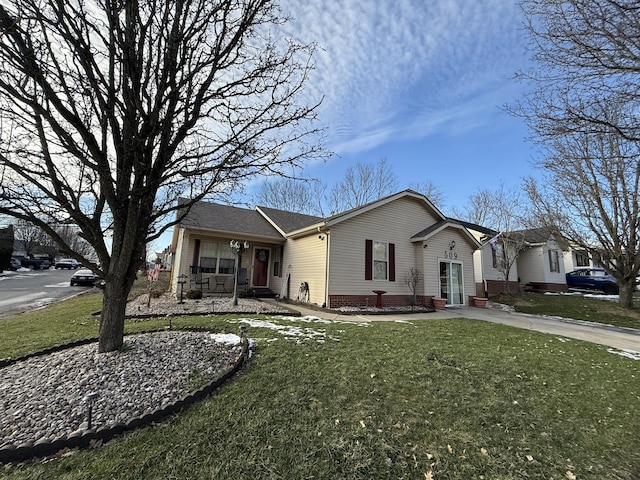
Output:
(0, 330), (249, 464)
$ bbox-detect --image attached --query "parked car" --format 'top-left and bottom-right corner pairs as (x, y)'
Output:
(565, 268), (619, 295)
(37, 258), (51, 269)
(9, 257), (21, 271)
(13, 256), (46, 270)
(70, 269), (98, 286)
(55, 258), (79, 269)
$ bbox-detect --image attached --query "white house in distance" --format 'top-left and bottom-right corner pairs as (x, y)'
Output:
(515, 227), (568, 292)
(170, 190), (482, 309)
(458, 221), (521, 296)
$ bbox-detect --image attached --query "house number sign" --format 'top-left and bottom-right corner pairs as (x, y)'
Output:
(444, 240), (457, 259)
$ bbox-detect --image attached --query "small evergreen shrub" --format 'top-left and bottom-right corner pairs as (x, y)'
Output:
(186, 289), (202, 300)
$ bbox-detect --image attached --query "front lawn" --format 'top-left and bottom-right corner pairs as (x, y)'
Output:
(1, 303), (638, 479)
(492, 292), (640, 330)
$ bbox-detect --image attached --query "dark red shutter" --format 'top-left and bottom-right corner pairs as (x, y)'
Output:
(192, 239), (201, 266)
(365, 239), (372, 280)
(389, 243), (395, 281)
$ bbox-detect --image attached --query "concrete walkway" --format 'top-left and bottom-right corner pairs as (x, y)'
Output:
(281, 302), (640, 353)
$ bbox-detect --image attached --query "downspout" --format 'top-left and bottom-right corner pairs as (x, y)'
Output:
(319, 226), (329, 308)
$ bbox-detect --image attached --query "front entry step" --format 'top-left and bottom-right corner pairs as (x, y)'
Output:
(249, 287), (278, 298)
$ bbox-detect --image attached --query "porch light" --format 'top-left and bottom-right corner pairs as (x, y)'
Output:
(230, 239), (249, 306)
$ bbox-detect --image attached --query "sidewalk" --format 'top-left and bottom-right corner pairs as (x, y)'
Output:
(279, 301), (640, 353)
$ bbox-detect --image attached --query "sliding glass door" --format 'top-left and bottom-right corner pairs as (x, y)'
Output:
(439, 261), (464, 305)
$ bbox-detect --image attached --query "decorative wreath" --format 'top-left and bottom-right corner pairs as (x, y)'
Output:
(256, 250), (268, 262)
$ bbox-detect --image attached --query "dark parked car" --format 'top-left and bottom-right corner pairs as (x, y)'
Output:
(9, 257), (21, 271)
(565, 268), (619, 295)
(56, 258), (79, 269)
(70, 269), (98, 286)
(13, 256), (46, 270)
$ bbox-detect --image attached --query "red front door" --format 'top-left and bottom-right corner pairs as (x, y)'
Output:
(252, 248), (270, 287)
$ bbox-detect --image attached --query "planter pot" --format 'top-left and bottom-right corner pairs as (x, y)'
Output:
(472, 297), (488, 308)
(432, 298), (446, 310)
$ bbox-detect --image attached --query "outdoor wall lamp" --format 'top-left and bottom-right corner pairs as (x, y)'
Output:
(449, 241), (456, 250)
(230, 239), (249, 253)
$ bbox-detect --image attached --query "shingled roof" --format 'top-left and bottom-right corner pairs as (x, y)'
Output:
(178, 200), (284, 240)
(256, 206), (323, 234)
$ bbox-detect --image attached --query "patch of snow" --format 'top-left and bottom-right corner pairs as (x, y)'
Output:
(227, 317), (340, 343)
(607, 348), (640, 360)
(46, 282), (73, 288)
(209, 333), (242, 346)
(278, 314), (332, 324)
(584, 294), (619, 302)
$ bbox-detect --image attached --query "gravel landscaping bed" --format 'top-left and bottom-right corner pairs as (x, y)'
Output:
(0, 331), (243, 450)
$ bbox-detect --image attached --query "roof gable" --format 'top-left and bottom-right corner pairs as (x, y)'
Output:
(412, 219), (482, 248)
(516, 226), (560, 245)
(324, 189), (446, 227)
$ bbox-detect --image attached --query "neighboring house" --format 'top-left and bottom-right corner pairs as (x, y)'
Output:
(171, 190), (482, 308)
(515, 227), (568, 292)
(459, 221), (520, 296)
(563, 246), (596, 273)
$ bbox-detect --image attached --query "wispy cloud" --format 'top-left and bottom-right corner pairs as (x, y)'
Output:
(283, 0), (527, 154)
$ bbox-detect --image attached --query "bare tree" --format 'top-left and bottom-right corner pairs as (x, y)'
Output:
(515, 0), (640, 143)
(525, 128), (640, 308)
(450, 189), (494, 226)
(515, 0), (640, 308)
(251, 178), (325, 216)
(328, 158), (399, 213)
(12, 219), (46, 257)
(0, 0), (324, 352)
(404, 267), (423, 307)
(457, 184), (529, 294)
(408, 181), (445, 209)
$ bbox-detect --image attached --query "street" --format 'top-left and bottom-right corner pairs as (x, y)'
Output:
(0, 268), (97, 320)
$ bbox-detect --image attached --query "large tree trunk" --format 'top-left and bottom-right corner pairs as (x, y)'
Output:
(99, 278), (130, 352)
(618, 281), (635, 310)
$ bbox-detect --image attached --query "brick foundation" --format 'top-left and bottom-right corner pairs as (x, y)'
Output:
(328, 294), (431, 309)
(484, 280), (521, 296)
(523, 282), (567, 293)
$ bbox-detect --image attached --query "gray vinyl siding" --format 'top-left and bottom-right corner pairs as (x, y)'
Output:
(282, 234), (328, 305)
(422, 230), (476, 303)
(328, 197), (438, 296)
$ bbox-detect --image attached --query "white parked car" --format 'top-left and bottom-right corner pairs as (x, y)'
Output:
(70, 269), (98, 286)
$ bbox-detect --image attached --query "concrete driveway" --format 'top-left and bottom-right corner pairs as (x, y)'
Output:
(286, 303), (640, 353)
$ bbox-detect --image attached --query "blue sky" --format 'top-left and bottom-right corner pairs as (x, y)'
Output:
(153, 0), (537, 254)
(267, 0), (536, 214)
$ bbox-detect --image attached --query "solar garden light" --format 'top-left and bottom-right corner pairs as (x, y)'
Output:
(84, 392), (100, 430)
(177, 273), (187, 304)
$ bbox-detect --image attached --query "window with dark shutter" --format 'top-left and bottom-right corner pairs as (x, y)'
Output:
(389, 243), (395, 282)
(365, 239), (372, 280)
